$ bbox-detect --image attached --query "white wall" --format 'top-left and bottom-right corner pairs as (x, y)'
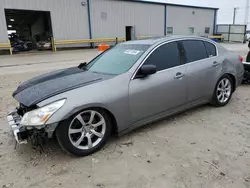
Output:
(0, 2), (8, 43)
(166, 6), (215, 36)
(0, 0), (90, 43)
(0, 0), (216, 45)
(91, 0), (165, 38)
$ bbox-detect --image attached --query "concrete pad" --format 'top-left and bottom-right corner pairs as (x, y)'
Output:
(0, 49), (99, 67)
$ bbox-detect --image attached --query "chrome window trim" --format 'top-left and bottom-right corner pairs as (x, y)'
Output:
(131, 38), (218, 80)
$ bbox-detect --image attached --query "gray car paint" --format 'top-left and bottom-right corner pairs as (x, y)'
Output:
(129, 65), (188, 121)
(27, 36), (244, 136)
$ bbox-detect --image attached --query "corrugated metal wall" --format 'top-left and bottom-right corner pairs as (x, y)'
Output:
(166, 6), (215, 36)
(0, 0), (216, 45)
(0, 2), (8, 43)
(90, 0), (165, 38)
(0, 0), (90, 43)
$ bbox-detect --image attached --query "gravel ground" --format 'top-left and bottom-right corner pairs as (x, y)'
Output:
(0, 43), (250, 188)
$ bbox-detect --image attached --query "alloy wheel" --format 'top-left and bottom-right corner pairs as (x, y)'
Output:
(216, 78), (232, 103)
(68, 110), (106, 150)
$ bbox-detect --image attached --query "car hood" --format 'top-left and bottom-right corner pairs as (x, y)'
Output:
(13, 67), (115, 107)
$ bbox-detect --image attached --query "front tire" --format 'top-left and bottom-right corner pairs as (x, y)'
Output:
(211, 75), (233, 107)
(56, 109), (112, 156)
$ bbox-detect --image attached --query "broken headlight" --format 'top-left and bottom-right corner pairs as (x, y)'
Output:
(20, 99), (66, 126)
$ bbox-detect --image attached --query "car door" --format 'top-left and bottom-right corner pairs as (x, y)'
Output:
(129, 41), (188, 122)
(181, 40), (219, 102)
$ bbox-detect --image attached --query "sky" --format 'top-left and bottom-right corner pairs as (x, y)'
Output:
(150, 0), (249, 28)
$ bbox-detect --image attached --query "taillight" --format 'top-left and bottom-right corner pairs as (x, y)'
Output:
(239, 56), (243, 63)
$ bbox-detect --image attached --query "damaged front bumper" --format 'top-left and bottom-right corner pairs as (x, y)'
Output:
(7, 110), (28, 144)
(7, 109), (57, 146)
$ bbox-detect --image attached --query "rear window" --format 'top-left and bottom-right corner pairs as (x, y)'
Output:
(182, 40), (208, 63)
(204, 41), (217, 57)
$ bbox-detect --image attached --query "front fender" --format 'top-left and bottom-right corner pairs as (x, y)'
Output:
(39, 73), (132, 134)
(61, 102), (114, 120)
(44, 102), (117, 136)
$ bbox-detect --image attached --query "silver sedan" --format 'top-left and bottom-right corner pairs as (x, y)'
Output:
(7, 36), (244, 156)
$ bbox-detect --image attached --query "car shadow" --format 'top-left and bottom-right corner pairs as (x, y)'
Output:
(14, 137), (73, 160)
(13, 103), (214, 161)
(124, 104), (211, 137)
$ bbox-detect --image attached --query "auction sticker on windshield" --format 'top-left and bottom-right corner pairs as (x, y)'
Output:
(124, 50), (142, 55)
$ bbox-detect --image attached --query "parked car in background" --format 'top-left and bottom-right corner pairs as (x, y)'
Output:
(7, 36), (244, 156)
(243, 61), (250, 82)
(36, 40), (52, 50)
(34, 34), (52, 51)
(243, 40), (250, 82)
(246, 30), (250, 41)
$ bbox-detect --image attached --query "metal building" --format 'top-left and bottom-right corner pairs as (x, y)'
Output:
(0, 0), (218, 52)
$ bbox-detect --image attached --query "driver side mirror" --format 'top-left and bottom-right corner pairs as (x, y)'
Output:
(136, 65), (157, 78)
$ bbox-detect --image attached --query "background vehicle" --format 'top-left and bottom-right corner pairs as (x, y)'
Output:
(243, 62), (250, 82)
(36, 40), (52, 50)
(243, 40), (250, 82)
(7, 36), (244, 156)
(9, 34), (32, 52)
(35, 35), (52, 51)
(246, 30), (250, 41)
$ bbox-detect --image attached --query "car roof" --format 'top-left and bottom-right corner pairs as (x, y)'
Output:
(122, 35), (213, 46)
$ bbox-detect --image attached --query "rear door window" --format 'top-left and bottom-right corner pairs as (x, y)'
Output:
(204, 41), (217, 57)
(182, 40), (208, 63)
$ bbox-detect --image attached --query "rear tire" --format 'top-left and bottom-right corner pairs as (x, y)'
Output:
(211, 75), (233, 107)
(56, 108), (112, 156)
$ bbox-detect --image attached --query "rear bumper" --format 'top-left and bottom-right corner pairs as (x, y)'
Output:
(7, 110), (28, 144)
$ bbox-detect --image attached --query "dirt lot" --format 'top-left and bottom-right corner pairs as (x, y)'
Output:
(0, 43), (250, 188)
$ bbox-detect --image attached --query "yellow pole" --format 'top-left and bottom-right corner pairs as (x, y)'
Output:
(52, 37), (57, 52)
(54, 38), (57, 52)
(8, 40), (12, 55)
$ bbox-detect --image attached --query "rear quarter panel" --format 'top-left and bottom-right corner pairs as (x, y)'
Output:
(217, 44), (244, 87)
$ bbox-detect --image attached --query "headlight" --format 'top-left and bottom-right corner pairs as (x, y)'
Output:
(20, 99), (66, 126)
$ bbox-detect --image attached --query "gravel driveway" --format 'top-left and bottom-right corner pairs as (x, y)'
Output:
(0, 43), (250, 188)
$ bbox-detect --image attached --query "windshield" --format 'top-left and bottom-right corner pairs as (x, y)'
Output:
(86, 44), (149, 75)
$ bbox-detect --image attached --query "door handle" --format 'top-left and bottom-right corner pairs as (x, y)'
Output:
(212, 61), (219, 67)
(174, 72), (184, 79)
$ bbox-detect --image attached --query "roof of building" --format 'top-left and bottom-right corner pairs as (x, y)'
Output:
(125, 0), (219, 10)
